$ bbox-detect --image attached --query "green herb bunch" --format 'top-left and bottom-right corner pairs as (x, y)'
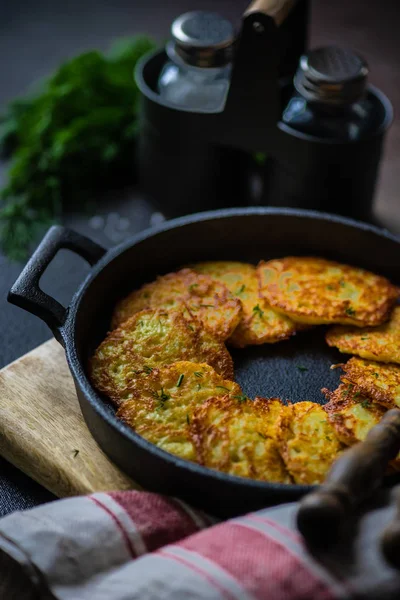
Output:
(0, 35), (156, 260)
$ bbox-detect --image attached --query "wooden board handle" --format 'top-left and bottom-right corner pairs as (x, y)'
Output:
(297, 408), (400, 544)
(244, 0), (296, 25)
(0, 340), (138, 498)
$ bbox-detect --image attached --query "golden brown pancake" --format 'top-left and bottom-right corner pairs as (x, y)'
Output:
(191, 396), (291, 482)
(258, 257), (397, 326)
(192, 261), (300, 347)
(326, 305), (400, 364)
(323, 381), (386, 445)
(112, 268), (242, 341)
(277, 401), (343, 484)
(117, 361), (242, 461)
(90, 308), (234, 400)
(339, 357), (400, 409)
(323, 381), (400, 471)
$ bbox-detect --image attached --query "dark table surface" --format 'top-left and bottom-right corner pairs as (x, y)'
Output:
(1, 0), (399, 517)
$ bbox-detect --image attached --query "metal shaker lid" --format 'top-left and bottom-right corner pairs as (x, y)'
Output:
(168, 11), (235, 68)
(294, 46), (369, 106)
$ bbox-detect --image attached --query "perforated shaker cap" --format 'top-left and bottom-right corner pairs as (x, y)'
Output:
(168, 11), (235, 68)
(294, 46), (369, 106)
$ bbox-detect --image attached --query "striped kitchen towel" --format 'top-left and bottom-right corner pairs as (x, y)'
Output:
(0, 489), (400, 599)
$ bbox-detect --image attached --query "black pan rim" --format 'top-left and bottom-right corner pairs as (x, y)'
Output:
(63, 207), (400, 493)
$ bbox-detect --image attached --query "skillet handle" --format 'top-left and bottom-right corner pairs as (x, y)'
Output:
(7, 225), (107, 345)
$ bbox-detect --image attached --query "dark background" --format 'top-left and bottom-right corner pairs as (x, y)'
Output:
(0, 0), (399, 514)
(2, 0), (399, 229)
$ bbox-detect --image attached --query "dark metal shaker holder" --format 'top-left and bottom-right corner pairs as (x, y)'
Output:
(135, 0), (392, 223)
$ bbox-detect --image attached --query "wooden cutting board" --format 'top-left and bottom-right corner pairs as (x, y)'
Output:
(0, 339), (139, 497)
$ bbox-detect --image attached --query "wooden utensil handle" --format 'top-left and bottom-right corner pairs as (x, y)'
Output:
(381, 490), (400, 569)
(297, 409), (400, 543)
(244, 0), (296, 25)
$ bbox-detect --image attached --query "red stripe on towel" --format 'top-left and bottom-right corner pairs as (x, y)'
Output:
(109, 491), (203, 552)
(180, 521), (335, 600)
(159, 548), (237, 600)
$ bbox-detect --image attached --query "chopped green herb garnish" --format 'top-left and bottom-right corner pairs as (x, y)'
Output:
(326, 285), (334, 290)
(194, 372), (203, 378)
(153, 390), (170, 404)
(187, 324), (195, 331)
(345, 307), (356, 316)
(296, 365), (308, 372)
(361, 399), (371, 409)
(253, 304), (264, 318)
(186, 414), (190, 425)
(176, 374), (184, 388)
(258, 432), (267, 440)
(143, 365), (153, 374)
(72, 449), (79, 458)
(236, 284), (246, 295)
(339, 280), (346, 287)
(361, 337), (369, 341)
(343, 384), (354, 397)
(216, 386), (230, 392)
(196, 383), (201, 391)
(159, 388), (170, 401)
(325, 436), (332, 441)
(189, 283), (199, 292)
(234, 394), (248, 403)
(200, 304), (214, 308)
(373, 373), (379, 378)
(354, 391), (362, 398)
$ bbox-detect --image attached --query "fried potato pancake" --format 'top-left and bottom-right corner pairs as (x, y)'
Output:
(111, 268), (242, 341)
(191, 396), (291, 482)
(257, 257), (398, 326)
(191, 261), (299, 347)
(116, 361), (242, 461)
(277, 401), (343, 484)
(323, 382), (386, 446)
(326, 305), (400, 364)
(323, 381), (400, 471)
(339, 357), (400, 409)
(90, 309), (234, 400)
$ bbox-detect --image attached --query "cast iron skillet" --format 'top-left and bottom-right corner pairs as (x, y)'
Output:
(8, 208), (400, 517)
